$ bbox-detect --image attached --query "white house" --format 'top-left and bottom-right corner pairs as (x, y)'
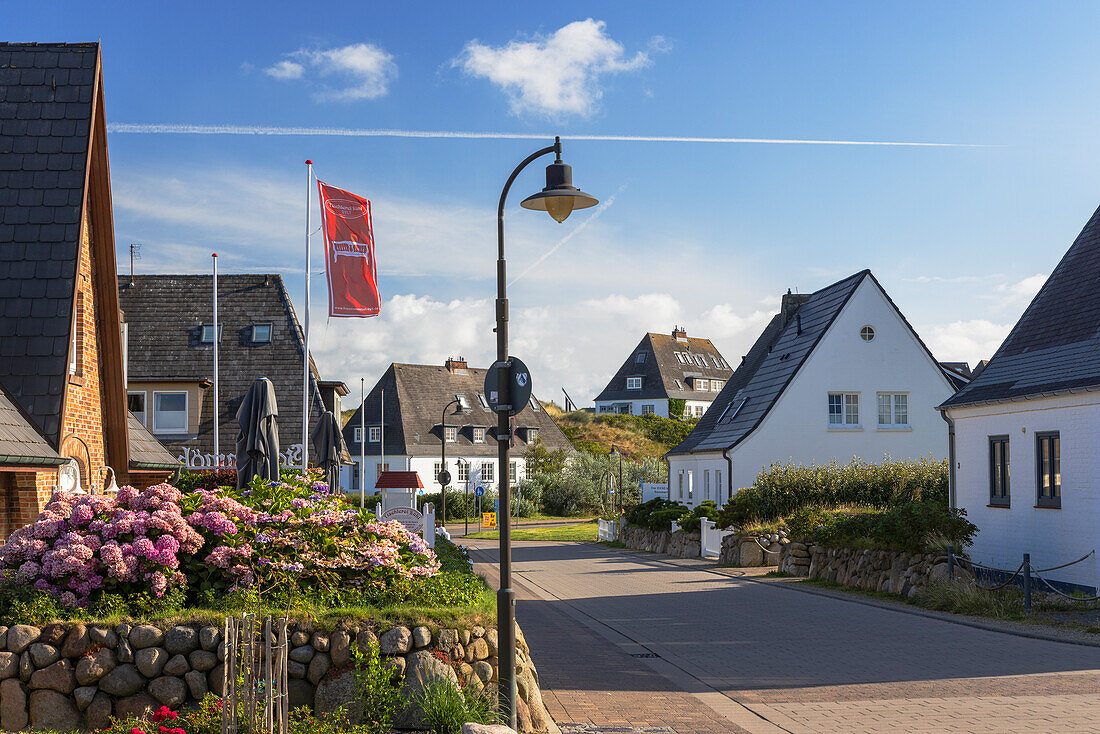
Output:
(340, 358), (576, 496)
(940, 204), (1100, 593)
(667, 271), (967, 509)
(594, 328), (735, 418)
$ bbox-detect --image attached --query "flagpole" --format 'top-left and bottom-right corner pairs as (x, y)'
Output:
(380, 387), (385, 476)
(211, 253), (219, 467)
(360, 377), (366, 509)
(303, 160), (313, 474)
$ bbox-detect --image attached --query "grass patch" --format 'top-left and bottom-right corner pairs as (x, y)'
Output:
(914, 579), (1024, 619)
(466, 520), (598, 542)
(597, 540), (627, 548)
(762, 570), (793, 578)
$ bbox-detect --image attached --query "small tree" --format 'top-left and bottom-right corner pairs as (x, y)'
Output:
(667, 398), (687, 419)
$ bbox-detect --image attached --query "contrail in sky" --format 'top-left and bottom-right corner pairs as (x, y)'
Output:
(107, 123), (984, 147)
(509, 188), (621, 287)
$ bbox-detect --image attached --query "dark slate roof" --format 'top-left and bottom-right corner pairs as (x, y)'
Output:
(942, 203), (1100, 409)
(343, 362), (577, 458)
(0, 42), (98, 445)
(670, 272), (870, 455)
(0, 382), (64, 466)
(118, 274), (327, 458)
(127, 412), (179, 469)
(594, 331), (734, 403)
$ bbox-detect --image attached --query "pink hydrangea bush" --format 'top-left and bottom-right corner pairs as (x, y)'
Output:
(0, 472), (440, 609)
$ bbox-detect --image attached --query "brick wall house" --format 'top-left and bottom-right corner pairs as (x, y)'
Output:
(0, 42), (178, 538)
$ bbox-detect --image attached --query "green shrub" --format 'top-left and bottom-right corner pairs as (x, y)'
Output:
(411, 679), (504, 734)
(678, 500), (719, 533)
(625, 497), (686, 530)
(790, 501), (977, 552)
(718, 457), (949, 525)
(914, 579), (1021, 618)
(784, 505), (841, 540)
(648, 506), (691, 532)
(354, 640), (402, 734)
(667, 398), (687, 419)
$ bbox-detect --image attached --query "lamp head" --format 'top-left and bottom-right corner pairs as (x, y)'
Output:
(520, 157), (598, 223)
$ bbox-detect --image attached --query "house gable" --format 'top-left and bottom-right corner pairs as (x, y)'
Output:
(594, 330), (733, 405)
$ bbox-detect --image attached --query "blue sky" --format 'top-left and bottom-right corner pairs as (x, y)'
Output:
(11, 2), (1100, 403)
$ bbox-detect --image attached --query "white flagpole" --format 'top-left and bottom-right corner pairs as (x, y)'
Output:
(212, 253), (219, 466)
(302, 160), (313, 474)
(360, 378), (365, 508)
(380, 387), (385, 475)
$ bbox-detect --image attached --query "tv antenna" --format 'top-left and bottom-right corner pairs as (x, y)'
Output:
(128, 243), (142, 287)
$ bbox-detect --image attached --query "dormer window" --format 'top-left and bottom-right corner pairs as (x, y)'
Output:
(477, 393), (490, 409)
(455, 393), (471, 411)
(529, 397), (541, 412)
(694, 377), (709, 391)
(526, 428), (539, 443)
(473, 427), (486, 443)
(252, 323), (272, 343)
(626, 377), (643, 390)
(444, 426), (457, 442)
(200, 324), (222, 344)
(675, 353), (685, 364)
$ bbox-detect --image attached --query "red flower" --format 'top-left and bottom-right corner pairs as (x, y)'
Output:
(153, 706), (179, 723)
(132, 728), (147, 734)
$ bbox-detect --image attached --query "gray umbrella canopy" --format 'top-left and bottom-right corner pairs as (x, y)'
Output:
(311, 409), (345, 493)
(236, 377), (281, 489)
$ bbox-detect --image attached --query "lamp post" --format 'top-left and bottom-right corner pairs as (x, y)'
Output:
(439, 398), (462, 525)
(495, 137), (597, 726)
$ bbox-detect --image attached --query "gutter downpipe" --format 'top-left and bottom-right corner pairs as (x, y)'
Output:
(938, 408), (957, 510)
(722, 445), (734, 502)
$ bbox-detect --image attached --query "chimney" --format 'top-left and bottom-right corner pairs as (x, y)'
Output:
(672, 326), (688, 343)
(781, 289), (812, 327)
(445, 356), (468, 374)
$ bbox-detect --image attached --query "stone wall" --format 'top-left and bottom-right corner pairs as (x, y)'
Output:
(618, 525), (700, 558)
(0, 621), (555, 733)
(779, 542), (950, 597)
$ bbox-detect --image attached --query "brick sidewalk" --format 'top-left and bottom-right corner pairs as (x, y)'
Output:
(464, 539), (1100, 734)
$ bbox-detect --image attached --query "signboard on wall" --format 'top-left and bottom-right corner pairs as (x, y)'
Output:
(176, 443), (304, 470)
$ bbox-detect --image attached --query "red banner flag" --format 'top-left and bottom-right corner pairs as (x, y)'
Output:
(317, 180), (381, 317)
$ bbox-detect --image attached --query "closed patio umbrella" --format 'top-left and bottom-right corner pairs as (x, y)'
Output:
(236, 376), (280, 489)
(311, 409), (345, 493)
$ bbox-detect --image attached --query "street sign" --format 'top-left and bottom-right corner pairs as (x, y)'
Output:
(438, 470), (451, 487)
(482, 512), (497, 529)
(484, 356), (533, 415)
(475, 485), (485, 497)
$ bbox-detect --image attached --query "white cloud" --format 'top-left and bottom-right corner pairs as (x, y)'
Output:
(992, 273), (1047, 309)
(265, 60), (304, 80)
(922, 319), (1012, 366)
(265, 43), (396, 101)
(453, 19), (658, 117)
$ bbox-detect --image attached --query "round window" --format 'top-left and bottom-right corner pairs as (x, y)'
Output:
(860, 325), (876, 342)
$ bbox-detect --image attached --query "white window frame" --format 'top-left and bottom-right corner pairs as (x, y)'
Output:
(127, 391), (147, 426)
(876, 392), (911, 430)
(477, 393), (490, 409)
(599, 405), (615, 413)
(675, 352), (685, 364)
(678, 471), (684, 499)
(251, 323), (272, 343)
(444, 426), (457, 443)
(704, 470), (711, 500)
(626, 376), (643, 390)
(152, 390), (188, 434)
(434, 461), (449, 484)
(694, 405), (704, 417)
(510, 461), (517, 482)
(481, 462), (495, 483)
(200, 324), (223, 344)
(641, 404), (654, 415)
(711, 380), (724, 391)
(526, 428), (540, 443)
(369, 426), (381, 442)
(457, 461), (470, 483)
(473, 427), (486, 443)
(828, 392), (861, 429)
(354, 427), (362, 442)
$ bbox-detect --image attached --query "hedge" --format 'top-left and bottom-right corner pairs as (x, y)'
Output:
(718, 457), (949, 527)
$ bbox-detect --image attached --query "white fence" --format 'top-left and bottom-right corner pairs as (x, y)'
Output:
(597, 518), (621, 542)
(670, 518), (681, 533)
(700, 518), (736, 559)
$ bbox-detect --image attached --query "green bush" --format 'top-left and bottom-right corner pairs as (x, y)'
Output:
(354, 639), (403, 734)
(625, 497), (685, 530)
(914, 578), (1021, 618)
(648, 506), (691, 532)
(789, 501), (977, 552)
(412, 678), (503, 734)
(678, 500), (718, 533)
(718, 457), (949, 526)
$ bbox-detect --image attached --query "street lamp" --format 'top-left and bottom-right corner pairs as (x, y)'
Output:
(609, 446), (623, 515)
(438, 397), (464, 526)
(495, 137), (597, 727)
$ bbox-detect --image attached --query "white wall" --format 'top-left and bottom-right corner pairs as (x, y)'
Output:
(670, 277), (957, 508)
(340, 454), (528, 499)
(948, 392), (1099, 591)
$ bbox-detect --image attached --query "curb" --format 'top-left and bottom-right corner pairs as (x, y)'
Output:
(601, 543), (1100, 649)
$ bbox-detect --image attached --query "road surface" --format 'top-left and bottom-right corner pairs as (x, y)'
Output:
(465, 539), (1100, 734)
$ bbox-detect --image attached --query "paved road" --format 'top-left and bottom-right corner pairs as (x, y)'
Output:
(465, 539), (1100, 734)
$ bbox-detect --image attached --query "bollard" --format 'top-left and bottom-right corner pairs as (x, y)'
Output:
(947, 545), (955, 580)
(1023, 553), (1032, 615)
